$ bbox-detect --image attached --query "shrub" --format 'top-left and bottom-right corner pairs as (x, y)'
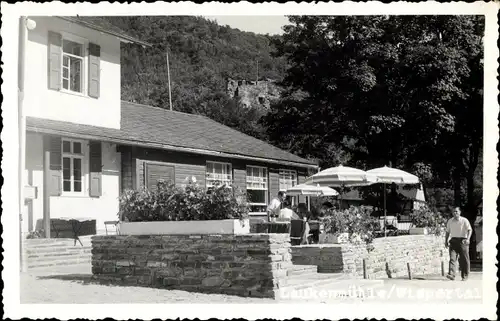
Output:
(118, 188), (158, 222)
(118, 177), (249, 222)
(409, 205), (447, 235)
(322, 206), (380, 245)
(203, 182), (250, 220)
(166, 177), (207, 221)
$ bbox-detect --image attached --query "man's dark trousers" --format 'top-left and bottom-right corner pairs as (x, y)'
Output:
(449, 237), (470, 279)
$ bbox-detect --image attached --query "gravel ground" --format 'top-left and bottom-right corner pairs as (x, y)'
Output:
(20, 264), (483, 304)
(20, 265), (274, 304)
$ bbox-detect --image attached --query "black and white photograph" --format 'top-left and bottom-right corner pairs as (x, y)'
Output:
(1, 2), (497, 320)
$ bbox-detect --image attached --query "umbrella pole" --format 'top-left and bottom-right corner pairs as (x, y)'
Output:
(339, 185), (344, 209)
(383, 183), (387, 237)
(307, 196), (310, 211)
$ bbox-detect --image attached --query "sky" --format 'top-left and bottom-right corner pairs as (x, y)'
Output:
(203, 15), (289, 35)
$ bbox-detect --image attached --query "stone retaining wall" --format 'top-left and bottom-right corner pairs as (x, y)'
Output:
(91, 234), (291, 298)
(292, 235), (449, 279)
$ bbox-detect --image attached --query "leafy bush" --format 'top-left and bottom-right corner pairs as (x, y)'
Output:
(322, 206), (381, 245)
(409, 205), (447, 235)
(118, 188), (159, 222)
(118, 177), (249, 222)
(204, 183), (250, 220)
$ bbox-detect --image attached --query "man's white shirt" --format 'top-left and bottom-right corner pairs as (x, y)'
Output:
(267, 198), (281, 216)
(446, 216), (472, 238)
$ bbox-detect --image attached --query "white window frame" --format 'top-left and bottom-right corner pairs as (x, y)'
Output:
(279, 169), (297, 191)
(60, 32), (88, 96)
(206, 161), (232, 189)
(246, 165), (268, 215)
(279, 169), (298, 206)
(61, 138), (86, 196)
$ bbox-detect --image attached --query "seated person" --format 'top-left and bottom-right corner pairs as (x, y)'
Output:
(278, 200), (301, 221)
(320, 201), (334, 217)
(296, 203), (310, 220)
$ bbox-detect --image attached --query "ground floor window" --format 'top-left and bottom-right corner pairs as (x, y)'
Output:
(206, 161), (232, 189)
(62, 139), (84, 193)
(279, 169), (298, 205)
(246, 166), (268, 214)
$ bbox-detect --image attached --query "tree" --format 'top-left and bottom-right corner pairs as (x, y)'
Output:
(103, 15), (284, 142)
(264, 15), (484, 224)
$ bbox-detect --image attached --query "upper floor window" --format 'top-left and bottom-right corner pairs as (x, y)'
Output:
(62, 38), (84, 93)
(62, 139), (85, 194)
(206, 161), (232, 189)
(48, 31), (100, 98)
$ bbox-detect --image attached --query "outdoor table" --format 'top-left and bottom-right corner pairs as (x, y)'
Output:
(50, 217), (96, 246)
(307, 220), (323, 244)
(308, 220), (321, 230)
(259, 221), (291, 233)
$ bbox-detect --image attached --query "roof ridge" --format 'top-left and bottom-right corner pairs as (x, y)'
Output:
(121, 100), (208, 118)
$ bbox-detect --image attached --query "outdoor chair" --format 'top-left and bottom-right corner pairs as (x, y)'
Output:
(290, 219), (312, 245)
(104, 220), (119, 235)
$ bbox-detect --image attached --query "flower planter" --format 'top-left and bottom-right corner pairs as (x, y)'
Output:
(119, 219), (250, 235)
(319, 232), (347, 244)
(319, 232), (364, 244)
(409, 227), (429, 235)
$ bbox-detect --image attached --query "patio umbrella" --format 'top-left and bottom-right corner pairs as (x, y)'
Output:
(287, 184), (338, 211)
(305, 165), (376, 187)
(286, 183), (339, 196)
(305, 165), (376, 208)
(366, 166), (420, 236)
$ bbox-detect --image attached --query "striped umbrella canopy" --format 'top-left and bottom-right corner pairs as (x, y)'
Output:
(305, 165), (376, 187)
(286, 183), (339, 196)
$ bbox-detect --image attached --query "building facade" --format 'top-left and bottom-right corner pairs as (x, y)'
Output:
(21, 16), (317, 236)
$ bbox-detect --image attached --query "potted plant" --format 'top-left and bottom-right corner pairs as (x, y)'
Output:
(321, 206), (380, 244)
(409, 205), (446, 235)
(118, 177), (250, 235)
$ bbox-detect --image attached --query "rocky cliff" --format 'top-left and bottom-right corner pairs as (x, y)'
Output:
(226, 78), (282, 110)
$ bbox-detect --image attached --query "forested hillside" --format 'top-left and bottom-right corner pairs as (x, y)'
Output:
(103, 16), (286, 132)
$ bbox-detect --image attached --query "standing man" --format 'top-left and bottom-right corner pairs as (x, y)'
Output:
(267, 191), (286, 221)
(445, 207), (472, 281)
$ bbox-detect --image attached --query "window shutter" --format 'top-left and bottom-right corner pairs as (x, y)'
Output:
(44, 136), (62, 196)
(88, 43), (101, 98)
(145, 163), (175, 191)
(89, 141), (102, 197)
(47, 31), (62, 90)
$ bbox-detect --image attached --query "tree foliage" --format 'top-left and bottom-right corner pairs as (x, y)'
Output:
(264, 15), (484, 222)
(102, 16), (285, 141)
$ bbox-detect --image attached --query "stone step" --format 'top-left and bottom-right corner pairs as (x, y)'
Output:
(286, 265), (318, 277)
(26, 246), (91, 255)
(27, 257), (91, 269)
(27, 251), (91, 260)
(278, 272), (346, 289)
(24, 236), (93, 244)
(24, 242), (92, 249)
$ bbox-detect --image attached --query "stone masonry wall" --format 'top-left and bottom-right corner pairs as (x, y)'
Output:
(292, 235), (449, 279)
(91, 234), (292, 298)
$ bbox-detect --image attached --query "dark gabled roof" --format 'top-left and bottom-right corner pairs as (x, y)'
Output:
(26, 101), (317, 169)
(57, 16), (151, 47)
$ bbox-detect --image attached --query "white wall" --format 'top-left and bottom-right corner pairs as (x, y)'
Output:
(24, 133), (121, 234)
(24, 17), (121, 129)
